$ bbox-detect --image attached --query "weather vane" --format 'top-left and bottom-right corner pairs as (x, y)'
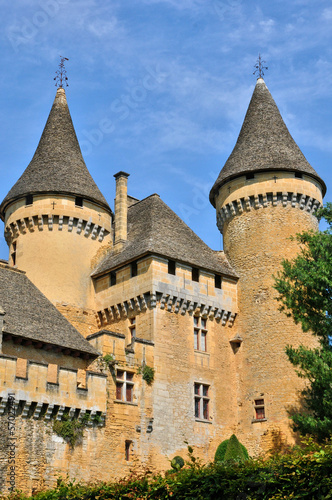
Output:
(253, 54), (268, 78)
(54, 56), (69, 88)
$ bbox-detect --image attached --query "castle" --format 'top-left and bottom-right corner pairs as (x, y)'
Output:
(0, 77), (325, 494)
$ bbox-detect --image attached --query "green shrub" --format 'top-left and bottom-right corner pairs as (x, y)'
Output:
(138, 364), (155, 385)
(214, 434), (249, 463)
(170, 455), (185, 470)
(223, 434), (246, 462)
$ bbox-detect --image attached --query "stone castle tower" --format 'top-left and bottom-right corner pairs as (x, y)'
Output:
(0, 88), (113, 310)
(0, 76), (326, 494)
(210, 77), (325, 451)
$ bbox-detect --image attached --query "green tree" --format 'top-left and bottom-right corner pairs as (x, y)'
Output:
(274, 203), (332, 441)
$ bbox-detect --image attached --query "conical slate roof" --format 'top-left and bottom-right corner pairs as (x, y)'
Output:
(210, 78), (326, 206)
(92, 194), (237, 278)
(0, 88), (110, 217)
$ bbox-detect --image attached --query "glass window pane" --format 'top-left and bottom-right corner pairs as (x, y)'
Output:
(194, 316), (199, 327)
(194, 383), (200, 395)
(203, 385), (208, 397)
(201, 332), (206, 351)
(194, 330), (199, 350)
(201, 318), (207, 329)
(117, 370), (124, 380)
(256, 407), (265, 419)
(126, 372), (134, 382)
(116, 382), (123, 400)
(126, 384), (133, 402)
(203, 399), (209, 420)
(195, 398), (200, 418)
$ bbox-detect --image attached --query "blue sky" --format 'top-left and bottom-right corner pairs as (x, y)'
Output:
(0, 0), (331, 260)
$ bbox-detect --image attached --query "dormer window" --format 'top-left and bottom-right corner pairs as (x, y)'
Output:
(26, 194), (33, 206)
(75, 196), (83, 207)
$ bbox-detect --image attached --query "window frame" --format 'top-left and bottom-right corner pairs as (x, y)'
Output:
(115, 370), (135, 403)
(254, 398), (266, 420)
(194, 316), (208, 352)
(194, 382), (210, 421)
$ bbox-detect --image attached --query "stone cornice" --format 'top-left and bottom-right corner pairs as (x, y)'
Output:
(5, 214), (109, 243)
(96, 289), (236, 328)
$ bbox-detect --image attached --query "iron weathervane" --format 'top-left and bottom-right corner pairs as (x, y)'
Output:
(54, 56), (69, 88)
(253, 54), (268, 79)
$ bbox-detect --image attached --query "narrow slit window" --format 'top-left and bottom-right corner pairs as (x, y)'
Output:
(110, 271), (116, 287)
(168, 259), (176, 275)
(192, 267), (199, 282)
(26, 194), (33, 205)
(11, 242), (17, 266)
(125, 440), (132, 461)
(131, 261), (137, 278)
(75, 196), (83, 207)
(215, 274), (222, 289)
(246, 173), (255, 180)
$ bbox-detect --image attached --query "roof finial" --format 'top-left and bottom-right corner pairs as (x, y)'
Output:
(54, 56), (69, 88)
(253, 54), (268, 79)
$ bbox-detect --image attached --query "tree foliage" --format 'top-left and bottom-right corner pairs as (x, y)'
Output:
(274, 203), (332, 441)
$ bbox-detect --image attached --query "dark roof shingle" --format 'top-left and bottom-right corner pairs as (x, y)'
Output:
(0, 264), (98, 356)
(92, 194), (237, 278)
(0, 88), (110, 217)
(210, 78), (326, 206)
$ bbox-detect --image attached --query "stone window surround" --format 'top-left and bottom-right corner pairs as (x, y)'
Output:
(194, 315), (207, 352)
(115, 370), (135, 403)
(194, 382), (210, 421)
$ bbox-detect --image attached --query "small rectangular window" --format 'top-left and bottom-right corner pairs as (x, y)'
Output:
(75, 196), (83, 207)
(215, 274), (222, 289)
(26, 194), (33, 206)
(192, 267), (199, 282)
(194, 383), (210, 420)
(131, 261), (137, 278)
(125, 440), (132, 461)
(168, 259), (176, 275)
(254, 398), (265, 420)
(194, 316), (207, 352)
(294, 172), (303, 179)
(246, 173), (255, 180)
(110, 271), (116, 287)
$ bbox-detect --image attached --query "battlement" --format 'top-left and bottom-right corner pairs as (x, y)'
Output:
(0, 354), (107, 415)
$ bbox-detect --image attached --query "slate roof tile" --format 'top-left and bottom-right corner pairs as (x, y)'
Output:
(0, 264), (98, 356)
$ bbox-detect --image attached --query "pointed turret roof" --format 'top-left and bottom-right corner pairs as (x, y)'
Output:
(210, 78), (326, 206)
(0, 88), (110, 217)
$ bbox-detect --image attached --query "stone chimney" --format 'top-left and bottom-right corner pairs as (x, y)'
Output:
(114, 171), (129, 249)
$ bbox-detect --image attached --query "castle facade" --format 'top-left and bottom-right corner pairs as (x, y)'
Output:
(0, 78), (325, 494)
